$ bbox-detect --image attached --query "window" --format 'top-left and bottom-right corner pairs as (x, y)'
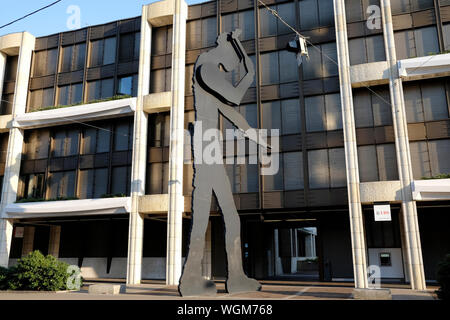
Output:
(151, 68), (172, 93)
(147, 162), (169, 195)
(283, 152), (304, 190)
(152, 26), (173, 55)
(226, 159), (259, 194)
(113, 121), (133, 151)
(404, 80), (448, 123)
(353, 86), (392, 127)
(394, 27), (439, 60)
(33, 49), (58, 76)
(345, 0), (381, 22)
(48, 171), (76, 199)
(28, 88), (54, 111)
(19, 174), (45, 200)
(262, 99), (301, 135)
(185, 65), (194, 96)
(186, 17), (217, 50)
(358, 144), (399, 182)
(149, 113), (170, 148)
(444, 24), (450, 52)
(87, 78), (114, 102)
(299, 0), (334, 30)
(119, 32), (140, 63)
(60, 43), (86, 73)
(223, 10), (255, 41)
(349, 35), (386, 65)
(303, 43), (338, 80)
(89, 37), (116, 67)
(111, 166), (131, 195)
(52, 129), (79, 158)
(260, 2), (295, 37)
(24, 129), (50, 160)
(57, 83), (83, 106)
(82, 125), (111, 155)
(263, 153), (284, 191)
(409, 140), (450, 180)
(118, 75), (138, 96)
(260, 50), (298, 85)
(305, 93), (342, 132)
(308, 148), (346, 189)
(391, 0), (434, 14)
(78, 168), (108, 199)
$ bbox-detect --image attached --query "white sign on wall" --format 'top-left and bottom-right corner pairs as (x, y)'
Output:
(374, 204), (392, 222)
(14, 227), (24, 238)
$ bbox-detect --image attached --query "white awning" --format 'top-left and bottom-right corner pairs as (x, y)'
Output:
(398, 53), (450, 81)
(3, 197), (131, 219)
(13, 97), (136, 129)
(412, 179), (450, 201)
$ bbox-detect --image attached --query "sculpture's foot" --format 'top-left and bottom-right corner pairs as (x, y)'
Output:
(226, 274), (262, 294)
(179, 276), (217, 297)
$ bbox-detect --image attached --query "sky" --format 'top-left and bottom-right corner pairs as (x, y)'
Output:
(0, 0), (205, 37)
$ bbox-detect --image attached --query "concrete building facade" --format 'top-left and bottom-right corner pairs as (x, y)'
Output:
(1, 0), (450, 291)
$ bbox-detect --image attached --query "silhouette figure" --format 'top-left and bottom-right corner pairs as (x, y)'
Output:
(178, 30), (263, 296)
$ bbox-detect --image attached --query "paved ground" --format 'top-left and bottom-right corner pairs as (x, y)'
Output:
(0, 280), (439, 300)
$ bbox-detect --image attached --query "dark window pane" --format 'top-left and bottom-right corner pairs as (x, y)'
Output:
(58, 85), (70, 106)
(358, 145), (379, 182)
(112, 166), (128, 195)
(202, 18), (217, 48)
(260, 52), (279, 85)
(83, 128), (97, 154)
(372, 87), (392, 126)
(325, 93), (342, 130)
(277, 2), (296, 34)
(262, 101), (282, 131)
(409, 141), (431, 179)
(46, 49), (58, 75)
(414, 26), (439, 57)
(308, 149), (329, 189)
(90, 40), (103, 67)
(349, 38), (366, 65)
(42, 88), (54, 108)
(103, 37), (117, 65)
(186, 20), (201, 49)
(279, 50), (298, 83)
(53, 131), (65, 157)
(404, 83), (424, 123)
(152, 27), (167, 55)
(345, 0), (363, 22)
(329, 148), (346, 187)
(5, 55), (18, 81)
(34, 51), (46, 76)
(422, 81), (448, 121)
(118, 76), (133, 96)
(299, 0), (319, 30)
(114, 123), (129, 151)
(377, 144), (399, 181)
(87, 81), (101, 102)
(66, 129), (79, 156)
(306, 95), (326, 132)
(78, 169), (94, 199)
(71, 83), (83, 104)
(282, 99), (301, 135)
(318, 0), (334, 26)
(428, 139), (450, 176)
(119, 33), (134, 62)
(97, 125), (111, 153)
(94, 168), (108, 198)
(74, 43), (86, 71)
(101, 78), (114, 99)
(263, 153), (284, 191)
(259, 6), (277, 37)
(61, 46), (73, 73)
(284, 152), (303, 190)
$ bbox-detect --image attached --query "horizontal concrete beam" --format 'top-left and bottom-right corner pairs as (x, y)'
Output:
(359, 181), (403, 204)
(0, 115), (13, 133)
(398, 53), (450, 82)
(139, 194), (170, 214)
(146, 0), (175, 27)
(143, 92), (172, 114)
(350, 61), (390, 88)
(0, 32), (33, 55)
(412, 179), (450, 201)
(13, 98), (136, 129)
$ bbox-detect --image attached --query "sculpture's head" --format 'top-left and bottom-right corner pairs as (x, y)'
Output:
(215, 29), (244, 72)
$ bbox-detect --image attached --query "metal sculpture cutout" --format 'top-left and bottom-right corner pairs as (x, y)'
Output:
(179, 30), (264, 297)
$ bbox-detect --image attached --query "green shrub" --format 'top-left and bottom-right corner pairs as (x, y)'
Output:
(6, 251), (73, 291)
(0, 266), (10, 290)
(436, 254), (450, 300)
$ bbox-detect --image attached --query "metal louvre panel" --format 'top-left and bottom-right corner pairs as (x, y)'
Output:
(220, 0), (237, 13)
(392, 14), (413, 31)
(201, 1), (217, 17)
(263, 192), (284, 209)
(412, 9), (436, 28)
(284, 190), (305, 208)
(30, 76), (55, 90)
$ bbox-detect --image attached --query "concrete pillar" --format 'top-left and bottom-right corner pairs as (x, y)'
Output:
(334, 0), (368, 289)
(0, 32), (35, 267)
(380, 0), (426, 291)
(201, 221), (212, 280)
(126, 5), (152, 286)
(166, 0), (187, 286)
(0, 52), (6, 99)
(21, 226), (35, 257)
(48, 226), (61, 258)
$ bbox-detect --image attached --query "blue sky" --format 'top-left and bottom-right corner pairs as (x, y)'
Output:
(0, 0), (205, 37)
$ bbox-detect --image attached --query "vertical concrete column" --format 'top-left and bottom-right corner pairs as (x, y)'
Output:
(126, 7), (152, 286)
(333, 0), (368, 289)
(380, 0), (426, 291)
(0, 52), (6, 98)
(48, 226), (61, 258)
(166, 0), (187, 286)
(201, 221), (212, 280)
(0, 32), (35, 267)
(21, 227), (35, 257)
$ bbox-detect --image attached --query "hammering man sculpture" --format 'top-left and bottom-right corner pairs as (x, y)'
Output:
(179, 30), (268, 296)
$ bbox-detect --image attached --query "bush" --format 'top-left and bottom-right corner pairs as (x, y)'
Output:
(436, 254), (450, 300)
(3, 251), (81, 292)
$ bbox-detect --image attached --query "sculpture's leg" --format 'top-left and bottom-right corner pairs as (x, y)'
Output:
(179, 166), (217, 296)
(213, 166), (262, 294)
